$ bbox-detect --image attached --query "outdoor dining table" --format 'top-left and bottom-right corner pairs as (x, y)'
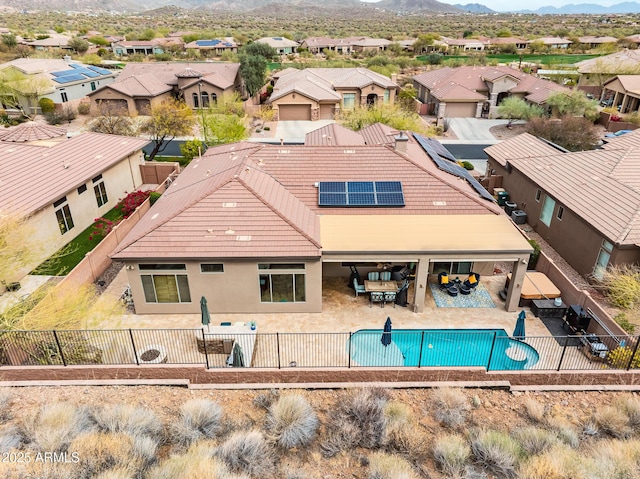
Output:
(364, 280), (398, 292)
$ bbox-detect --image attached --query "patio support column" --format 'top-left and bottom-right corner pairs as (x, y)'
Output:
(412, 256), (430, 313)
(505, 257), (527, 312)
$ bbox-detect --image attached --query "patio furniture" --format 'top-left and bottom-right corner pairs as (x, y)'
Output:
(370, 292), (385, 307)
(437, 272), (450, 290)
(531, 299), (567, 319)
(368, 272), (380, 281)
(383, 291), (396, 307)
(460, 283), (471, 295)
(365, 280), (398, 292)
(380, 271), (392, 281)
(506, 272), (561, 307)
(463, 272), (480, 291)
(578, 333), (609, 362)
(447, 285), (459, 296)
(353, 278), (367, 297)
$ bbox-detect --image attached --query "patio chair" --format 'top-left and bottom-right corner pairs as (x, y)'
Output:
(353, 278), (366, 297)
(370, 291), (385, 308)
(380, 271), (392, 281)
(463, 272), (480, 291)
(368, 271), (380, 281)
(438, 272), (450, 290)
(384, 291), (396, 308)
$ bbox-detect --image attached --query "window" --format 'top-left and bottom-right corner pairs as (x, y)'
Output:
(93, 174), (108, 207)
(54, 197), (74, 234)
(343, 93), (356, 110)
(539, 195), (556, 227)
(201, 263), (224, 273)
(192, 92), (199, 108)
(593, 239), (613, 280)
(535, 189), (541, 202)
(61, 92), (68, 103)
(557, 206), (564, 220)
(139, 264), (186, 270)
(432, 261), (472, 276)
(77, 184), (87, 194)
(90, 81), (96, 91)
(201, 91), (209, 108)
(258, 264), (306, 303)
(383, 90), (390, 104)
(141, 274), (191, 303)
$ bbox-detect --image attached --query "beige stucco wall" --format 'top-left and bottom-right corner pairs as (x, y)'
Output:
(183, 83), (234, 109)
(19, 151), (145, 276)
(272, 92), (320, 109)
(90, 89), (172, 116)
(127, 259), (323, 314)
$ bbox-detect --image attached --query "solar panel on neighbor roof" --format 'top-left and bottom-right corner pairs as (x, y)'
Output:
(87, 66), (113, 75)
(77, 69), (100, 78)
(53, 74), (86, 84)
(414, 134), (495, 202)
(318, 181), (404, 206)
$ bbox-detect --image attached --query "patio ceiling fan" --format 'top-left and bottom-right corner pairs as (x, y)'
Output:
(377, 262), (392, 270)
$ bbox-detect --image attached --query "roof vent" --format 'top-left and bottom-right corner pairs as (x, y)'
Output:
(433, 201), (447, 206)
(278, 149), (290, 154)
(225, 228), (235, 235)
(343, 149), (356, 154)
(236, 235), (252, 241)
(206, 228), (214, 233)
(222, 202), (237, 207)
(63, 162), (70, 169)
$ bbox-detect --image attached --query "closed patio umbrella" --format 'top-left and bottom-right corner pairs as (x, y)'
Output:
(381, 317), (392, 349)
(231, 342), (245, 367)
(200, 296), (211, 329)
(513, 310), (526, 340)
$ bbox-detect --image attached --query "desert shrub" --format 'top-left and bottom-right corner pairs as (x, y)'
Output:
(117, 190), (151, 218)
(149, 191), (162, 205)
(432, 434), (471, 478)
(523, 398), (546, 424)
(215, 430), (275, 477)
(615, 395), (640, 430)
(172, 399), (223, 449)
(77, 102), (91, 115)
(590, 439), (640, 478)
(70, 431), (150, 478)
(93, 405), (161, 440)
(551, 421), (580, 448)
(0, 424), (21, 450)
(513, 427), (558, 456)
(607, 345), (640, 369)
(431, 387), (470, 428)
(593, 405), (634, 439)
(320, 388), (389, 457)
(517, 444), (586, 479)
(23, 402), (93, 452)
(253, 389), (280, 410)
(38, 97), (55, 114)
(179, 139), (204, 162)
(614, 312), (636, 334)
(368, 452), (419, 479)
(470, 429), (523, 477)
(266, 394), (318, 449)
(596, 264), (640, 309)
(0, 388), (12, 421)
(148, 441), (235, 479)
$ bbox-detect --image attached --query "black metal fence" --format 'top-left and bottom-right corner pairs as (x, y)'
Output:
(0, 329), (638, 372)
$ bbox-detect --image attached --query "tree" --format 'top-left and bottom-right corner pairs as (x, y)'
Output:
(497, 97), (544, 126)
(0, 212), (44, 286)
(0, 68), (51, 120)
(141, 98), (195, 160)
(242, 42), (278, 61)
(413, 33), (440, 54)
(339, 103), (434, 135)
(180, 139), (205, 162)
(89, 101), (138, 136)
(1, 33), (17, 48)
(239, 53), (268, 98)
(203, 113), (248, 145)
(68, 36), (90, 54)
(526, 116), (600, 151)
(546, 90), (599, 121)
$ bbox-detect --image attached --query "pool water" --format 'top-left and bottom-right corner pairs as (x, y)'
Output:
(349, 329), (539, 370)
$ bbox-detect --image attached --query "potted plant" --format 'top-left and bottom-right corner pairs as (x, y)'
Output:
(250, 321), (257, 330)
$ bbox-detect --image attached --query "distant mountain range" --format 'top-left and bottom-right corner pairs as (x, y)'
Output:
(453, 3), (495, 13)
(514, 2), (640, 14)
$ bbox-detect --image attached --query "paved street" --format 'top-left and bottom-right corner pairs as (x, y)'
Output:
(447, 118), (513, 142)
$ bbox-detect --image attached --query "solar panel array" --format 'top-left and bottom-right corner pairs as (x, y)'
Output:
(51, 64), (112, 84)
(413, 133), (495, 202)
(318, 181), (404, 207)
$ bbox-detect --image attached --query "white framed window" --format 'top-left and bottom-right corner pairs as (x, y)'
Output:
(92, 174), (108, 207)
(593, 239), (614, 280)
(141, 274), (191, 303)
(54, 196), (74, 235)
(539, 195), (556, 227)
(258, 263), (306, 303)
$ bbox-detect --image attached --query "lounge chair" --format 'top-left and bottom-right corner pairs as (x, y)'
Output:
(463, 272), (480, 291)
(353, 278), (366, 297)
(438, 272), (450, 290)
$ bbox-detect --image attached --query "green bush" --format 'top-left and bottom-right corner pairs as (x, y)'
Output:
(77, 102), (90, 115)
(149, 192), (162, 205)
(38, 97), (55, 114)
(615, 313), (636, 334)
(461, 161), (474, 170)
(527, 239), (541, 270)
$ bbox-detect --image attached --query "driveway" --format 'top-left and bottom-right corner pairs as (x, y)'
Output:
(448, 118), (513, 142)
(273, 120), (335, 143)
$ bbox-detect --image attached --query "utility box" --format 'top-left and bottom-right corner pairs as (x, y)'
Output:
(504, 201), (518, 216)
(496, 191), (509, 206)
(511, 209), (527, 225)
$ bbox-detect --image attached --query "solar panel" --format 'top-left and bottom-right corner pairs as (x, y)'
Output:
(53, 74), (86, 84)
(77, 69), (100, 78)
(414, 133), (495, 202)
(87, 66), (113, 75)
(51, 70), (73, 77)
(318, 181), (404, 207)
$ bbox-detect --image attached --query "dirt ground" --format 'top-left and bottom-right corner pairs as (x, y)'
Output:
(2, 385), (637, 478)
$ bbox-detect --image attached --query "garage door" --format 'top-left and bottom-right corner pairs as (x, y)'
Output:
(444, 102), (478, 118)
(319, 104), (334, 120)
(278, 104), (312, 121)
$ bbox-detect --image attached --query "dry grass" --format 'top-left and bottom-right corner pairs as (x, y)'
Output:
(596, 264), (640, 309)
(172, 399), (223, 448)
(432, 434), (471, 478)
(0, 388), (13, 422)
(589, 439), (640, 478)
(513, 427), (559, 456)
(215, 430), (275, 477)
(593, 405), (634, 439)
(23, 402), (93, 452)
(148, 441), (243, 479)
(368, 451), (419, 479)
(518, 444), (587, 479)
(431, 387), (470, 428)
(93, 405), (162, 440)
(266, 393), (319, 449)
(615, 395), (640, 431)
(523, 398), (546, 424)
(470, 429), (523, 477)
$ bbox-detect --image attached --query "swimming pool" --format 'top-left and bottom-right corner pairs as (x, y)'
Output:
(349, 329), (539, 370)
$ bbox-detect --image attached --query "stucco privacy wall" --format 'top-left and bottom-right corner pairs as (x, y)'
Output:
(2, 365), (640, 387)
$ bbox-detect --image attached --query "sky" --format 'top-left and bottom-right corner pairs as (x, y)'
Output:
(361, 0), (620, 13)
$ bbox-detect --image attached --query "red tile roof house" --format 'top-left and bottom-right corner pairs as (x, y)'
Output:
(87, 62), (241, 116)
(110, 126), (532, 315)
(412, 65), (567, 118)
(0, 132), (150, 278)
(268, 68), (399, 121)
(485, 131), (640, 279)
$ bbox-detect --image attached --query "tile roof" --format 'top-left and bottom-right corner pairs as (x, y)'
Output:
(602, 128), (640, 150)
(0, 122), (66, 142)
(608, 75), (640, 94)
(305, 123), (366, 146)
(104, 73), (172, 97)
(578, 36), (618, 44)
(359, 123), (403, 146)
(255, 37), (299, 48)
(115, 62), (240, 91)
(0, 132), (150, 216)
(112, 138), (502, 260)
(430, 82), (487, 101)
(576, 50), (640, 73)
(484, 133), (567, 166)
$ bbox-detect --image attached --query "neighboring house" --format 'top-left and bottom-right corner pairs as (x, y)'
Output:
(531, 37), (572, 49)
(349, 37), (392, 53)
(413, 65), (567, 118)
(111, 131), (531, 315)
(112, 40), (166, 56)
(268, 67), (398, 120)
(0, 58), (117, 114)
(299, 36), (390, 54)
(87, 62), (241, 116)
(485, 131), (640, 279)
(0, 131), (150, 275)
(184, 38), (238, 56)
(577, 36), (618, 49)
(576, 50), (640, 89)
(601, 75), (640, 113)
(439, 36), (488, 51)
(254, 37), (298, 55)
(21, 32), (73, 52)
(487, 37), (528, 50)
